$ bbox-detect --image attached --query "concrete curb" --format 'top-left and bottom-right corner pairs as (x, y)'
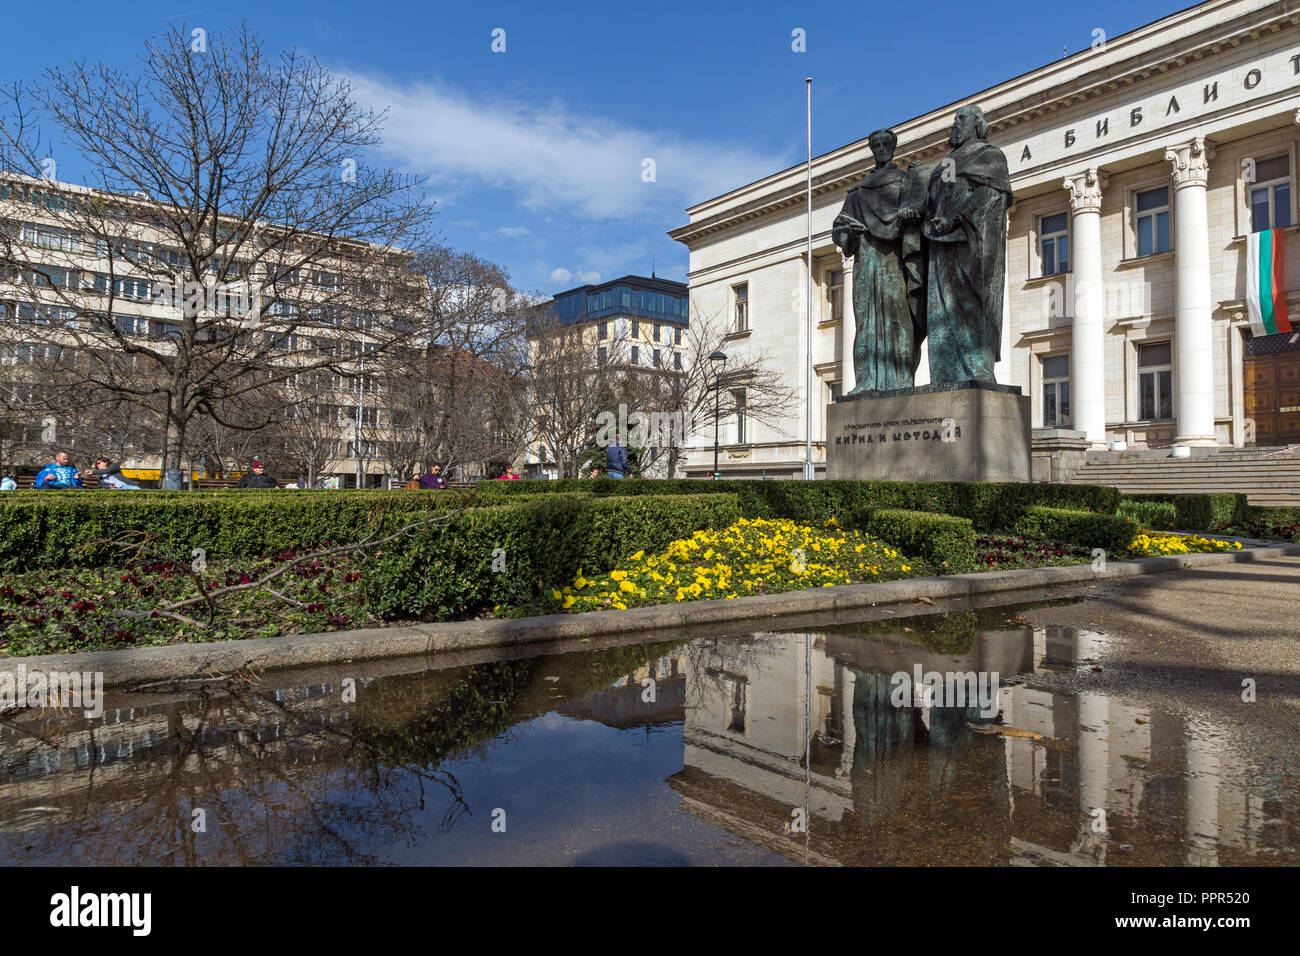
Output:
(5, 542), (1299, 688)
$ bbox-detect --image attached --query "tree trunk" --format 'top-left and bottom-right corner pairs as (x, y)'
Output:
(162, 413), (186, 490)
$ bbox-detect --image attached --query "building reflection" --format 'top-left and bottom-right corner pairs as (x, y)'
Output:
(666, 622), (1297, 866)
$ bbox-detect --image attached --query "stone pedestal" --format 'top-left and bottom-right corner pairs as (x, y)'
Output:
(826, 383), (1031, 482)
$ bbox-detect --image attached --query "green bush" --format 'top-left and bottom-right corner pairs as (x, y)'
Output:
(1244, 505), (1300, 527)
(860, 508), (977, 573)
(1013, 506), (1137, 552)
(1124, 492), (1250, 531)
(1173, 493), (1249, 530)
(1118, 497), (1178, 529)
(470, 478), (1120, 529)
(0, 489), (585, 570)
(363, 493), (741, 621)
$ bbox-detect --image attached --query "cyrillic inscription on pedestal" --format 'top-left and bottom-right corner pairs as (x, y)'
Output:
(826, 385), (1031, 482)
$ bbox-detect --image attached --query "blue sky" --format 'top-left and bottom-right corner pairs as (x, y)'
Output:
(2, 0), (1187, 294)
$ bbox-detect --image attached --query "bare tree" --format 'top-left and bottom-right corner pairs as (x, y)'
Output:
(371, 246), (531, 480)
(645, 302), (797, 476)
(0, 22), (431, 487)
(259, 373), (345, 487)
(526, 305), (626, 478)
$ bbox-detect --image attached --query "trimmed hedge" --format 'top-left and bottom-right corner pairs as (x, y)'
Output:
(1245, 505), (1300, 526)
(860, 508), (977, 573)
(363, 493), (742, 621)
(1013, 506), (1137, 552)
(468, 478), (1120, 530)
(0, 489), (585, 571)
(1125, 492), (1249, 530)
(1117, 497), (1178, 528)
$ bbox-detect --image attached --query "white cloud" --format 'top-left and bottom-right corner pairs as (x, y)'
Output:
(496, 226), (532, 237)
(548, 267), (601, 287)
(349, 74), (790, 220)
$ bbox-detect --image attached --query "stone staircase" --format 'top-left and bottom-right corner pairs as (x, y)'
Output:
(1068, 447), (1300, 506)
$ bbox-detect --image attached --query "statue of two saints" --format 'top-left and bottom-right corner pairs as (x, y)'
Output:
(832, 105), (1013, 394)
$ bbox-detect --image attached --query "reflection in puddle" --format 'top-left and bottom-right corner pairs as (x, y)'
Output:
(0, 608), (1295, 866)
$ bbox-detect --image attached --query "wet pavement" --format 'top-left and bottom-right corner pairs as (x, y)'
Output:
(2, 588), (1296, 866)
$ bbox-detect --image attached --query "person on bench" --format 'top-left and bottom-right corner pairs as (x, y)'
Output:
(411, 464), (448, 489)
(88, 457), (141, 490)
(34, 451), (83, 489)
(234, 458), (278, 489)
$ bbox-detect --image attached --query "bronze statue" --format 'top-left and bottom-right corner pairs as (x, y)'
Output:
(832, 129), (925, 394)
(918, 105), (1014, 385)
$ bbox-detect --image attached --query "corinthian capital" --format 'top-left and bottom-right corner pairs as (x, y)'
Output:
(1165, 137), (1210, 189)
(1063, 167), (1105, 213)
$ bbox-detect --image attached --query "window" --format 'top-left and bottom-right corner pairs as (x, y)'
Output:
(827, 269), (844, 322)
(653, 323), (661, 342)
(733, 387), (747, 443)
(632, 320), (640, 339)
(1041, 354), (1070, 426)
(597, 346), (607, 366)
(20, 223), (80, 252)
(1039, 213), (1069, 276)
(674, 327), (682, 346)
(1138, 342), (1173, 420)
(598, 320), (607, 339)
(673, 352), (682, 370)
(653, 348), (661, 367)
(732, 283), (748, 333)
(630, 345), (639, 365)
(1136, 187), (1171, 256)
(1250, 155), (1292, 232)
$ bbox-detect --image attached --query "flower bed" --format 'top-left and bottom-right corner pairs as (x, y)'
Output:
(0, 546), (371, 657)
(973, 534), (1094, 570)
(1213, 515), (1300, 543)
(523, 516), (920, 614)
(1126, 532), (1244, 557)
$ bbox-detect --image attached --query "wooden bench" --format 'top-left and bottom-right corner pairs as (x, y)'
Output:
(11, 473), (100, 490)
(193, 476), (282, 490)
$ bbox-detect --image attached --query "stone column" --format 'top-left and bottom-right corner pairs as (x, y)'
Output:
(1064, 168), (1108, 447)
(840, 258), (855, 395)
(1166, 138), (1217, 446)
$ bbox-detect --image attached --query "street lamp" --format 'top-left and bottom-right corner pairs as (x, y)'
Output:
(709, 350), (727, 477)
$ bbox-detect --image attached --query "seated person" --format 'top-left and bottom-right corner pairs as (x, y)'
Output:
(234, 458), (278, 488)
(89, 457), (141, 490)
(410, 464), (448, 489)
(34, 451), (83, 489)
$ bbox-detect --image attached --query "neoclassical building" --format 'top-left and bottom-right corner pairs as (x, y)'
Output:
(670, 0), (1300, 477)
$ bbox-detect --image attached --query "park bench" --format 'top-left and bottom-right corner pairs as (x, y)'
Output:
(10, 473), (100, 489)
(193, 475), (282, 489)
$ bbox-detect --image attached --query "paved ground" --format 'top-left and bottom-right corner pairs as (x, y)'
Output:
(1024, 553), (1300, 770)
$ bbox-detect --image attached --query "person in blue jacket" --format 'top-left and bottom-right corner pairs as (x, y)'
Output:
(605, 438), (629, 479)
(35, 451), (83, 489)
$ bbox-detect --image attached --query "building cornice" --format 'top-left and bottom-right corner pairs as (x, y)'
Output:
(669, 0), (1300, 249)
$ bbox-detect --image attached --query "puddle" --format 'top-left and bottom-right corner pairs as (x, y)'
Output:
(0, 605), (1294, 866)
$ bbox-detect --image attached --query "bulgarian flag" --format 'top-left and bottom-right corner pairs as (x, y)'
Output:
(1247, 227), (1292, 335)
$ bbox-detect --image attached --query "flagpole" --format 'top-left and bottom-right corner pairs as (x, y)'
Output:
(804, 77), (814, 481)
